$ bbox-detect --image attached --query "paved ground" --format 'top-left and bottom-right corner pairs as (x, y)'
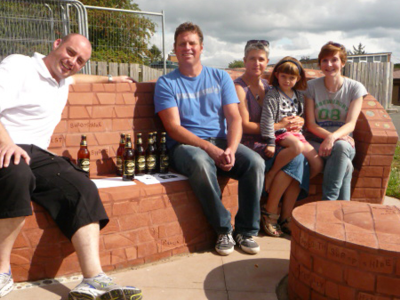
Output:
(5, 197), (400, 300)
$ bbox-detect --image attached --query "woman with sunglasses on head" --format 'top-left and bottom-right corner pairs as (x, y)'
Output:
(304, 42), (368, 200)
(234, 40), (310, 237)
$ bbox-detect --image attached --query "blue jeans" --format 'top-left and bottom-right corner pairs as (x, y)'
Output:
(170, 138), (265, 236)
(322, 140), (355, 200)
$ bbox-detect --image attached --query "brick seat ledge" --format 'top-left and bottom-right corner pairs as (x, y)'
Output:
(11, 77), (398, 282)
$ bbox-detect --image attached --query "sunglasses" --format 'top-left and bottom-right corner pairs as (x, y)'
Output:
(246, 40), (270, 47)
(327, 41), (344, 49)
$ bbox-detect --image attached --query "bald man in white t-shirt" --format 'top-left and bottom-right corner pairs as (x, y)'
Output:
(0, 34), (142, 300)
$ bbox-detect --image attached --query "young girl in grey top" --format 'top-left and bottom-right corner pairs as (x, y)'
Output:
(261, 57), (323, 192)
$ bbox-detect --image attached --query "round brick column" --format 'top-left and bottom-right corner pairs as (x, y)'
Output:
(288, 201), (400, 299)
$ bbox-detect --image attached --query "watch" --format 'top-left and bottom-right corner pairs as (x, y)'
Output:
(107, 74), (113, 83)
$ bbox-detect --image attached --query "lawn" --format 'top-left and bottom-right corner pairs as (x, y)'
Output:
(386, 142), (400, 199)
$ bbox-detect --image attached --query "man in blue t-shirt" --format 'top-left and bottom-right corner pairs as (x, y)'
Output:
(154, 22), (265, 256)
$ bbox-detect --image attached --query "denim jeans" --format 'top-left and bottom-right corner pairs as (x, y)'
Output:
(322, 140), (355, 200)
(170, 138), (265, 236)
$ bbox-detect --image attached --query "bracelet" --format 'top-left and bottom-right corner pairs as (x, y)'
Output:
(107, 74), (113, 83)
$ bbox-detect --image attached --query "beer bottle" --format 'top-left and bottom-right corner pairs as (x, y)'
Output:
(122, 134), (135, 181)
(145, 133), (157, 174)
(135, 133), (146, 175)
(152, 131), (160, 172)
(116, 133), (126, 176)
(77, 134), (90, 173)
(159, 132), (169, 174)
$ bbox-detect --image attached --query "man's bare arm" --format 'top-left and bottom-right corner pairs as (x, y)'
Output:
(72, 74), (137, 84)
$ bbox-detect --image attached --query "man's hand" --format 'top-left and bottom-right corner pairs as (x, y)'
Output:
(219, 147), (235, 171)
(264, 146), (275, 158)
(112, 76), (137, 83)
(0, 143), (30, 168)
(204, 143), (235, 171)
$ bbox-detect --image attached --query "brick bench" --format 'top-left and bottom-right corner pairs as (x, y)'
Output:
(11, 76), (397, 282)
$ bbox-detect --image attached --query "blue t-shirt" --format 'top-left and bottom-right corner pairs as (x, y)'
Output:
(154, 66), (239, 148)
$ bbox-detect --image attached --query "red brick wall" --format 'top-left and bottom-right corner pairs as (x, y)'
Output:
(11, 76), (398, 282)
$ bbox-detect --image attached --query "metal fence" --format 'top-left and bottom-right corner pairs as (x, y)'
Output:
(303, 62), (394, 110)
(0, 0), (166, 80)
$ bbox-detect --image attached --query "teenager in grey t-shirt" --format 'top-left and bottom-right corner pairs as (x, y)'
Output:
(305, 76), (367, 140)
(304, 42), (368, 201)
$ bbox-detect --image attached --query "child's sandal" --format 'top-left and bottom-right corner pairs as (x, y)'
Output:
(261, 209), (283, 237)
(279, 217), (292, 235)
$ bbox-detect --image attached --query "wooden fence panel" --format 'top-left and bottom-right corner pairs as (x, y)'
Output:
(130, 64), (141, 82)
(342, 62), (393, 109)
(109, 63), (119, 76)
(119, 63), (129, 76)
(97, 61), (108, 76)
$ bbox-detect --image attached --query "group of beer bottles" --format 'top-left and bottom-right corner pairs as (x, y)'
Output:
(116, 132), (169, 181)
(77, 132), (169, 180)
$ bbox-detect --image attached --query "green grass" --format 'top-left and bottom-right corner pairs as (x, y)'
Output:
(386, 142), (400, 199)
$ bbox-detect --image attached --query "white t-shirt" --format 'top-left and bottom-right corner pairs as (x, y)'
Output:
(0, 53), (73, 149)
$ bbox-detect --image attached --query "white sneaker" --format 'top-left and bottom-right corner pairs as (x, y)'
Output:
(68, 273), (142, 300)
(0, 269), (14, 298)
(215, 233), (235, 256)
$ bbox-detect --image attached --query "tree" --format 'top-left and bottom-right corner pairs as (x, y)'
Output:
(228, 60), (244, 68)
(300, 56), (311, 62)
(148, 45), (162, 64)
(80, 0), (157, 63)
(349, 43), (366, 55)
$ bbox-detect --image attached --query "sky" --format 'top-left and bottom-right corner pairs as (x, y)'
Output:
(134, 0), (400, 68)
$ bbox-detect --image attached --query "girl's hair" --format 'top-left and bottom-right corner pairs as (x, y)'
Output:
(318, 42), (347, 65)
(269, 56), (307, 90)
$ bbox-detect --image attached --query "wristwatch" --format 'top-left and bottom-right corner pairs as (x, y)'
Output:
(107, 74), (113, 83)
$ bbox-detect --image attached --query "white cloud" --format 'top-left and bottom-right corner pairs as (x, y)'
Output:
(135, 0), (400, 66)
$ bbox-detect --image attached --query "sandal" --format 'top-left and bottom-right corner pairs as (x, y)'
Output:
(261, 209), (283, 237)
(279, 217), (292, 235)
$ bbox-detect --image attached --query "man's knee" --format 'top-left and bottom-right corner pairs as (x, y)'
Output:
(239, 147), (265, 174)
(172, 145), (215, 174)
(0, 162), (35, 188)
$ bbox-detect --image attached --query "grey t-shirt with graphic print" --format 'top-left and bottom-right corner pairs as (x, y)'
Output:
(304, 77), (367, 141)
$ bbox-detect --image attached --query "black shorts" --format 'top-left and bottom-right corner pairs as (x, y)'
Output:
(0, 144), (109, 239)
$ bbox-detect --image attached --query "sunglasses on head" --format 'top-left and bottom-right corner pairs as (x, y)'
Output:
(246, 40), (270, 47)
(327, 41), (344, 49)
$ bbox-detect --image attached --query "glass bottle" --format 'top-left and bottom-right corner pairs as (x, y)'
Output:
(159, 132), (169, 174)
(116, 133), (126, 176)
(135, 133), (146, 175)
(122, 134), (135, 181)
(77, 134), (90, 174)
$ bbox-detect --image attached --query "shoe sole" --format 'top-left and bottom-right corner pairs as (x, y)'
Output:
(239, 245), (260, 254)
(215, 247), (234, 256)
(0, 279), (14, 297)
(69, 288), (142, 300)
(98, 288), (143, 300)
(69, 291), (97, 300)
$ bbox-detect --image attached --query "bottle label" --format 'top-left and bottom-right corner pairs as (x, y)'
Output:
(116, 156), (123, 172)
(160, 154), (169, 170)
(78, 158), (90, 172)
(146, 155), (156, 170)
(136, 155), (146, 171)
(123, 160), (135, 175)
